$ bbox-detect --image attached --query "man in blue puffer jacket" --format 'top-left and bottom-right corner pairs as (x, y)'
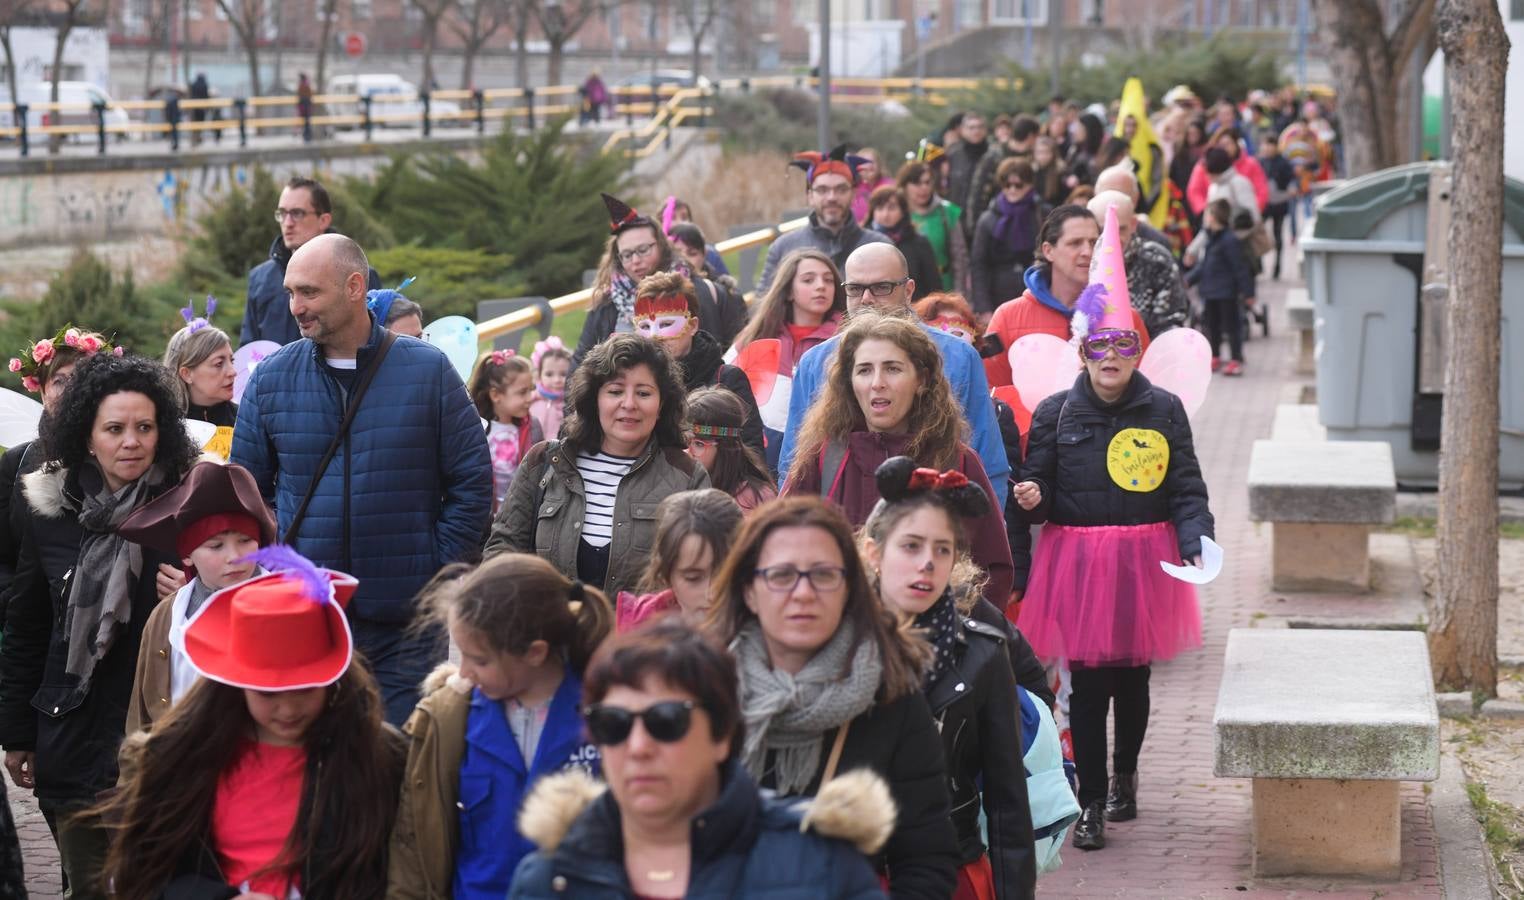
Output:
(232, 234), (491, 724)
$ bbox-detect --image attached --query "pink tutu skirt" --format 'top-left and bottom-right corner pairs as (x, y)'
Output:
(1017, 522), (1202, 667)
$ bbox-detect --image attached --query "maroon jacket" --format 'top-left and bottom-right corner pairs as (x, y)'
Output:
(783, 430), (1014, 608)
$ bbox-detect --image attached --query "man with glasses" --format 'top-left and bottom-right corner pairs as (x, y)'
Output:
(755, 145), (890, 294)
(242, 176), (382, 345)
(776, 242), (1011, 514)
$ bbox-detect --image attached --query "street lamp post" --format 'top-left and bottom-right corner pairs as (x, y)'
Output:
(817, 0), (830, 152)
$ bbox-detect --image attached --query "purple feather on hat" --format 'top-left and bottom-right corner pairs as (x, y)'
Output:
(241, 545), (333, 606)
(1070, 283), (1110, 344)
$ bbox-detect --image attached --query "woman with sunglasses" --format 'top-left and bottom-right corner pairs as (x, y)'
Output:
(970, 157), (1045, 320)
(707, 497), (961, 899)
(1011, 216), (1213, 853)
(510, 620), (891, 898)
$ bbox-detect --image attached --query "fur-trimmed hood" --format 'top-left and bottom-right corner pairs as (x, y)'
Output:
(519, 765), (896, 857)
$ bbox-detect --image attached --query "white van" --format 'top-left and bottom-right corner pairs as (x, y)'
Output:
(326, 73), (459, 127)
(15, 81), (131, 139)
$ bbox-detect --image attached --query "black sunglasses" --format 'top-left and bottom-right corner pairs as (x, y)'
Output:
(583, 700), (696, 745)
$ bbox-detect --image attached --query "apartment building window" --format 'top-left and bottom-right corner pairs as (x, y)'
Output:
(991, 0), (1046, 24)
(1512, 0), (1524, 20)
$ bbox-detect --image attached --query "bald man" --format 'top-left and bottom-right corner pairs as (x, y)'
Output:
(1088, 191), (1190, 337)
(232, 233), (491, 725)
(776, 241), (1011, 512)
(1095, 164), (1173, 250)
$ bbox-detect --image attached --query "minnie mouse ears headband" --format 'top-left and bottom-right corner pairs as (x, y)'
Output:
(789, 143), (871, 186)
(873, 456), (990, 520)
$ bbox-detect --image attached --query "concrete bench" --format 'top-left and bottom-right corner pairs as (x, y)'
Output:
(1270, 404), (1327, 442)
(1214, 629), (1439, 878)
(1285, 287), (1315, 375)
(1248, 439), (1396, 591)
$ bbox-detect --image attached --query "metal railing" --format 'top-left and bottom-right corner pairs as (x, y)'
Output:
(0, 74), (1006, 158)
(476, 215), (810, 343)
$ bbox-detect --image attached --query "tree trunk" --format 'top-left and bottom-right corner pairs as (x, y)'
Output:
(514, 18), (529, 88)
(461, 34), (479, 89)
(547, 37), (563, 86)
(1430, 0), (1509, 694)
(246, 35), (262, 97)
(273, 0), (285, 91)
(314, 0), (338, 93)
(183, 0), (193, 82)
(48, 14), (76, 155)
(421, 16), (438, 89)
(1, 30), (20, 111)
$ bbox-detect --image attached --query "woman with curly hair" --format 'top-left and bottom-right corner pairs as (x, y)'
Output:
(0, 352), (201, 899)
(484, 333), (709, 596)
(781, 310), (1013, 607)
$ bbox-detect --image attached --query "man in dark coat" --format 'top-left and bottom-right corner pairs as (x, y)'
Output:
(242, 176), (382, 345)
(944, 112), (991, 237)
(755, 144), (890, 294)
(231, 234), (491, 725)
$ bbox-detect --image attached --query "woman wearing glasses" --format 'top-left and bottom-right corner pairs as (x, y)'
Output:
(510, 620), (890, 898)
(576, 194), (745, 369)
(1011, 255), (1213, 853)
(970, 158), (1045, 320)
(705, 497), (960, 899)
(781, 310), (1014, 609)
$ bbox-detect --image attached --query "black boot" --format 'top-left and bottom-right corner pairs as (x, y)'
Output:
(1072, 800), (1106, 850)
(1105, 772), (1138, 821)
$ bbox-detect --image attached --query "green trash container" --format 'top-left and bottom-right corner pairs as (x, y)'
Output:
(1301, 162), (1524, 488)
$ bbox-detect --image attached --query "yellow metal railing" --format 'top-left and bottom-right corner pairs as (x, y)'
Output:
(476, 215), (809, 342)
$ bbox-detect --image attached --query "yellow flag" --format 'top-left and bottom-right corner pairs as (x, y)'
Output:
(1115, 77), (1171, 229)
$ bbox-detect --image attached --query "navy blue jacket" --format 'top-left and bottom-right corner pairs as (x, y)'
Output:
(243, 234), (383, 345)
(1185, 228), (1255, 303)
(509, 761), (884, 899)
(230, 317), (491, 623)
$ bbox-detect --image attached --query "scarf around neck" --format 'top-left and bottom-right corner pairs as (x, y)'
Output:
(913, 591), (959, 690)
(732, 617), (883, 796)
(872, 220), (910, 246)
(66, 460), (173, 690)
(992, 191), (1038, 253)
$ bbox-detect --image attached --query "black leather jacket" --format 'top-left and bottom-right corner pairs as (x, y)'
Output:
(925, 611), (1037, 900)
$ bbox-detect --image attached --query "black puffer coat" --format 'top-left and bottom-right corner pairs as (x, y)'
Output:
(1020, 372), (1213, 561)
(0, 463), (178, 801)
(925, 610), (1037, 900)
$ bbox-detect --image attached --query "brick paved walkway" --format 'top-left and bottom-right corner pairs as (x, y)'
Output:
(1034, 262), (1443, 898)
(5, 261), (1447, 900)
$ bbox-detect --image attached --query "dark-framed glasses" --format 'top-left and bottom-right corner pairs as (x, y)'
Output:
(753, 564), (847, 593)
(841, 277), (909, 299)
(583, 700), (696, 745)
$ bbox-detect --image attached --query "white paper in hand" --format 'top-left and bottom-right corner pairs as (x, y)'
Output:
(1160, 535), (1223, 585)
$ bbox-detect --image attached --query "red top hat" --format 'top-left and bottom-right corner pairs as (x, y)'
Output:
(183, 568), (358, 692)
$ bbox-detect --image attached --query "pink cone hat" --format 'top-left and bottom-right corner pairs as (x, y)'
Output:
(1088, 205), (1136, 333)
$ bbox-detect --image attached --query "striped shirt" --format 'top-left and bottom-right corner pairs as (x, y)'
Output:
(577, 451), (637, 548)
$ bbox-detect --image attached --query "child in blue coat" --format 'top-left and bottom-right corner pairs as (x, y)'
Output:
(1185, 198), (1257, 376)
(386, 554), (615, 900)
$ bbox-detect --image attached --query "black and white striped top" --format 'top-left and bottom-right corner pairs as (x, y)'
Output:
(576, 451), (637, 548)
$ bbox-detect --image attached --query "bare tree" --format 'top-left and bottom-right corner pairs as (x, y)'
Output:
(1429, 0), (1509, 695)
(451, 0), (509, 90)
(211, 0), (270, 96)
(313, 0), (341, 92)
(410, 0), (455, 91)
(509, 0), (532, 88)
(535, 0), (604, 86)
(1310, 0), (1437, 177)
(45, 0), (90, 153)
(672, 0), (721, 78)
(140, 0), (177, 96)
(0, 0), (40, 110)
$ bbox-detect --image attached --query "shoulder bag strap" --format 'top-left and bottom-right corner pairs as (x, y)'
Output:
(820, 717), (852, 785)
(281, 331), (399, 544)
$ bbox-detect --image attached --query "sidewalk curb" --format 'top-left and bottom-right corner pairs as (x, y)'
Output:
(1434, 746), (1500, 900)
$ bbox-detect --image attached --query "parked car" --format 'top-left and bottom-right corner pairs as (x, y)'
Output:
(326, 73), (460, 128)
(14, 81), (131, 140)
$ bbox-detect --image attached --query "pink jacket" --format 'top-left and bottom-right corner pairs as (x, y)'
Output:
(1187, 152), (1268, 214)
(615, 589), (677, 632)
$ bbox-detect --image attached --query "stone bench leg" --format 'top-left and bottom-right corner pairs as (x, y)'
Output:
(1271, 522), (1372, 592)
(1253, 778), (1400, 879)
(1296, 328), (1315, 375)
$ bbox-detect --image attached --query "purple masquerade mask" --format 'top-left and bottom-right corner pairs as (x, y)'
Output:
(1082, 329), (1142, 361)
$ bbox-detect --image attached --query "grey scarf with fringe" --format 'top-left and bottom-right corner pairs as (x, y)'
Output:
(732, 618), (883, 796)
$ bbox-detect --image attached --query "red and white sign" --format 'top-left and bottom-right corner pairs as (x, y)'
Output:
(344, 32), (367, 58)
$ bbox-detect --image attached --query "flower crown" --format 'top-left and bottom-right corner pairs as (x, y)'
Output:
(9, 325), (122, 393)
(691, 423), (742, 440)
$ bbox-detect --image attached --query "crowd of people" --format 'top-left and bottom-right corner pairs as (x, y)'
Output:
(0, 80), (1334, 899)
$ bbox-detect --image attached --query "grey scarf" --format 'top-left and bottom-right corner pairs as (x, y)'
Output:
(64, 461), (171, 690)
(732, 618), (883, 796)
